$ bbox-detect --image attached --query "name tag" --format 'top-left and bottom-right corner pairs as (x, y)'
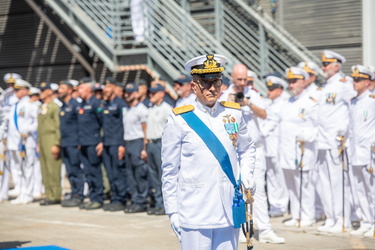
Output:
(84, 105), (92, 110)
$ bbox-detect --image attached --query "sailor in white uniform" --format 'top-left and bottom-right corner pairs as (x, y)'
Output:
(261, 76), (289, 217)
(162, 54), (256, 250)
(316, 50), (357, 233)
(347, 65), (375, 237)
(279, 67), (318, 227)
(7, 79), (37, 205)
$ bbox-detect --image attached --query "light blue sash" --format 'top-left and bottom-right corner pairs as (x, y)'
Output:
(180, 110), (245, 228)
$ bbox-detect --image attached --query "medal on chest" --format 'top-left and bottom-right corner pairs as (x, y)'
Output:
(60, 111), (65, 116)
(223, 114), (239, 147)
(298, 108), (306, 120)
(40, 104), (48, 115)
(18, 107), (25, 117)
(364, 110), (368, 122)
(326, 93), (336, 104)
(78, 108), (84, 115)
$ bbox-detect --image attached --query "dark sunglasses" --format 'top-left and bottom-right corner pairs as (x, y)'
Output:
(267, 86), (281, 91)
(287, 79), (298, 84)
(195, 79), (223, 89)
(322, 62), (331, 67)
(353, 77), (366, 82)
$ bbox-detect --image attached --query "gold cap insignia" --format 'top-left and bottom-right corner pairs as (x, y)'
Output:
(190, 54), (225, 75)
(287, 69), (304, 80)
(6, 73), (15, 84)
(351, 66), (370, 79)
(266, 81), (273, 86)
(321, 52), (337, 63)
(40, 82), (46, 87)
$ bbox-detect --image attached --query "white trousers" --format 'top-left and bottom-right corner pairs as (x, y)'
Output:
(352, 165), (374, 228)
(181, 227), (239, 250)
(32, 158), (43, 195)
(9, 149), (35, 201)
(311, 166), (324, 217)
(266, 156), (289, 213)
(316, 149), (351, 227)
(283, 169), (315, 221)
(0, 153), (10, 200)
(253, 146), (272, 235)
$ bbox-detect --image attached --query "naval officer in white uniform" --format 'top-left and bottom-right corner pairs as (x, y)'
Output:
(347, 65), (375, 237)
(162, 54), (256, 250)
(279, 67), (318, 227)
(316, 50), (357, 233)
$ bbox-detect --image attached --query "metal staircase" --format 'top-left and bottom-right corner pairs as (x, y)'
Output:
(28, 0), (322, 93)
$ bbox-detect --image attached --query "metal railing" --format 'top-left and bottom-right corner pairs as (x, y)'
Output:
(44, 0), (322, 93)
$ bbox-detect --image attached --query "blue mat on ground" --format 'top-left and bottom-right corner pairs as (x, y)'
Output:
(6, 246), (70, 250)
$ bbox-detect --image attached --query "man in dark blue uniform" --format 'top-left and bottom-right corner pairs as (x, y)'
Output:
(58, 80), (85, 207)
(77, 77), (104, 210)
(101, 77), (128, 211)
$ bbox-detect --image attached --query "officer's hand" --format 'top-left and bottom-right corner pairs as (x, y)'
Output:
(96, 142), (103, 156)
(118, 146), (125, 160)
(241, 173), (256, 196)
(51, 145), (60, 160)
(168, 213), (181, 242)
(140, 150), (147, 161)
(36, 144), (40, 154)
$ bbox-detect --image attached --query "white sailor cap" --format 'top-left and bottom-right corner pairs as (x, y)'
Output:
(14, 79), (31, 90)
(29, 87), (41, 95)
(184, 54), (228, 79)
(321, 50), (346, 64)
(266, 76), (288, 89)
(50, 83), (59, 91)
(69, 79), (79, 90)
(3, 73), (22, 84)
(247, 70), (258, 81)
(285, 67), (309, 80)
(350, 65), (373, 80)
(298, 61), (320, 75)
(368, 66), (375, 80)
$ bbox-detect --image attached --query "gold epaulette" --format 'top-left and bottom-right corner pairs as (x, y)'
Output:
(340, 77), (347, 82)
(309, 96), (318, 102)
(220, 101), (241, 110)
(172, 105), (194, 115)
(370, 95), (375, 98)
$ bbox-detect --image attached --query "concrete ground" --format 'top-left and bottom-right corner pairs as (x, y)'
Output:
(0, 199), (374, 250)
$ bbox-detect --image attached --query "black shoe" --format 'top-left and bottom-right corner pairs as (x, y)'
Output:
(147, 207), (156, 215)
(154, 207), (165, 216)
(80, 201), (103, 210)
(40, 199), (60, 206)
(124, 205), (146, 213)
(108, 203), (125, 212)
(103, 203), (112, 211)
(61, 197), (82, 208)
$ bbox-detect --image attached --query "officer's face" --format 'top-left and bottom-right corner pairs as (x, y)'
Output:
(369, 80), (375, 91)
(14, 88), (28, 99)
(322, 62), (339, 79)
(192, 76), (221, 107)
(40, 89), (53, 100)
(267, 87), (282, 100)
(78, 83), (93, 100)
(124, 91), (138, 102)
(353, 78), (370, 95)
(58, 84), (72, 100)
(103, 83), (116, 100)
(288, 79), (306, 96)
(149, 91), (165, 105)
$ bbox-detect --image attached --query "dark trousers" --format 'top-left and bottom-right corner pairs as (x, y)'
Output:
(125, 139), (148, 207)
(102, 145), (127, 204)
(146, 139), (163, 208)
(62, 146), (84, 200)
(80, 145), (103, 203)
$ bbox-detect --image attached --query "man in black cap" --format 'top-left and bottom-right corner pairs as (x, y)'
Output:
(58, 80), (84, 207)
(173, 73), (196, 108)
(77, 77), (104, 210)
(123, 82), (149, 213)
(101, 77), (127, 211)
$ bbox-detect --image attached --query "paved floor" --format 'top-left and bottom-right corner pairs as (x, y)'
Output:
(0, 200), (374, 250)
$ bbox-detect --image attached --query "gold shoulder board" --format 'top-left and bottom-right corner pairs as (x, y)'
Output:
(220, 101), (241, 110)
(340, 77), (347, 82)
(172, 105), (195, 115)
(309, 96), (318, 102)
(369, 95), (375, 98)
